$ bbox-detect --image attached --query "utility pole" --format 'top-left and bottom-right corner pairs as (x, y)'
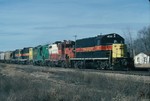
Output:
(73, 35), (77, 57)
(74, 35), (77, 41)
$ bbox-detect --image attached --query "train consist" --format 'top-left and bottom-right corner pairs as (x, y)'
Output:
(0, 33), (134, 70)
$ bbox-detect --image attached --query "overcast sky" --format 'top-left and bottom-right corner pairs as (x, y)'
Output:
(0, 0), (150, 51)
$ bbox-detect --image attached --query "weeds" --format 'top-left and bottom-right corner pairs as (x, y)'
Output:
(46, 70), (150, 100)
(0, 64), (149, 101)
(0, 74), (51, 101)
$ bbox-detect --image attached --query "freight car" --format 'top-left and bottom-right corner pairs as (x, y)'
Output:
(0, 51), (12, 63)
(0, 52), (5, 63)
(4, 51), (12, 63)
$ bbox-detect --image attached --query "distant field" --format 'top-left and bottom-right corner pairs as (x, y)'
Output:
(0, 63), (150, 101)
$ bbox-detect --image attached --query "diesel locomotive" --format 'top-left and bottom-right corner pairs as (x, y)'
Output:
(0, 33), (133, 70)
(70, 33), (132, 70)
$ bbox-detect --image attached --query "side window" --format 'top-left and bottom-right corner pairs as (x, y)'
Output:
(114, 40), (117, 43)
(49, 46), (52, 48)
(97, 40), (100, 45)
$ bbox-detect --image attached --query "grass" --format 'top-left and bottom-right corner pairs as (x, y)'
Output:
(0, 74), (51, 101)
(0, 63), (150, 101)
(46, 71), (150, 100)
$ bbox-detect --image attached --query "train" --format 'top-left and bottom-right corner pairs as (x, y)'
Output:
(0, 33), (134, 70)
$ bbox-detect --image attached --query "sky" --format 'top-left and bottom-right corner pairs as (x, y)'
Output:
(0, 0), (150, 51)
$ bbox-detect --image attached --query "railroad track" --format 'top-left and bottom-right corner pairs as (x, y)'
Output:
(1, 63), (150, 76)
(79, 69), (150, 76)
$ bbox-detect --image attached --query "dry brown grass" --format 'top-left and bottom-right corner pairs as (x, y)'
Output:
(0, 63), (150, 101)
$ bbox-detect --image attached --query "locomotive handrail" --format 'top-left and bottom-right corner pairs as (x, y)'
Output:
(70, 58), (109, 60)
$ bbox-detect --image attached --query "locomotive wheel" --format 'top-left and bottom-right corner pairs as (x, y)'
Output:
(61, 62), (66, 68)
(47, 62), (51, 67)
(74, 62), (79, 69)
(99, 62), (106, 70)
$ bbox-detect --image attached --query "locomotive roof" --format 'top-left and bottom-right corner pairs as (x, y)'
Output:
(77, 33), (124, 41)
(15, 49), (22, 51)
(23, 47), (33, 49)
(76, 33), (124, 47)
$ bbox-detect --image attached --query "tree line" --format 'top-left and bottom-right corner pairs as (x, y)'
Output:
(124, 25), (150, 57)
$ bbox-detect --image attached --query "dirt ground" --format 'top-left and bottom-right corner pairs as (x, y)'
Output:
(0, 63), (150, 101)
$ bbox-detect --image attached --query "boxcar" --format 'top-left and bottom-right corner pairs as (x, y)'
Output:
(0, 52), (5, 62)
(4, 51), (12, 63)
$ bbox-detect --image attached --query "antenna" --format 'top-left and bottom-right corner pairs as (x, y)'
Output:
(73, 35), (77, 41)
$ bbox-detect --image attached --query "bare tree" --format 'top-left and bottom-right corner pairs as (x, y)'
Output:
(123, 28), (135, 57)
(137, 26), (150, 53)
